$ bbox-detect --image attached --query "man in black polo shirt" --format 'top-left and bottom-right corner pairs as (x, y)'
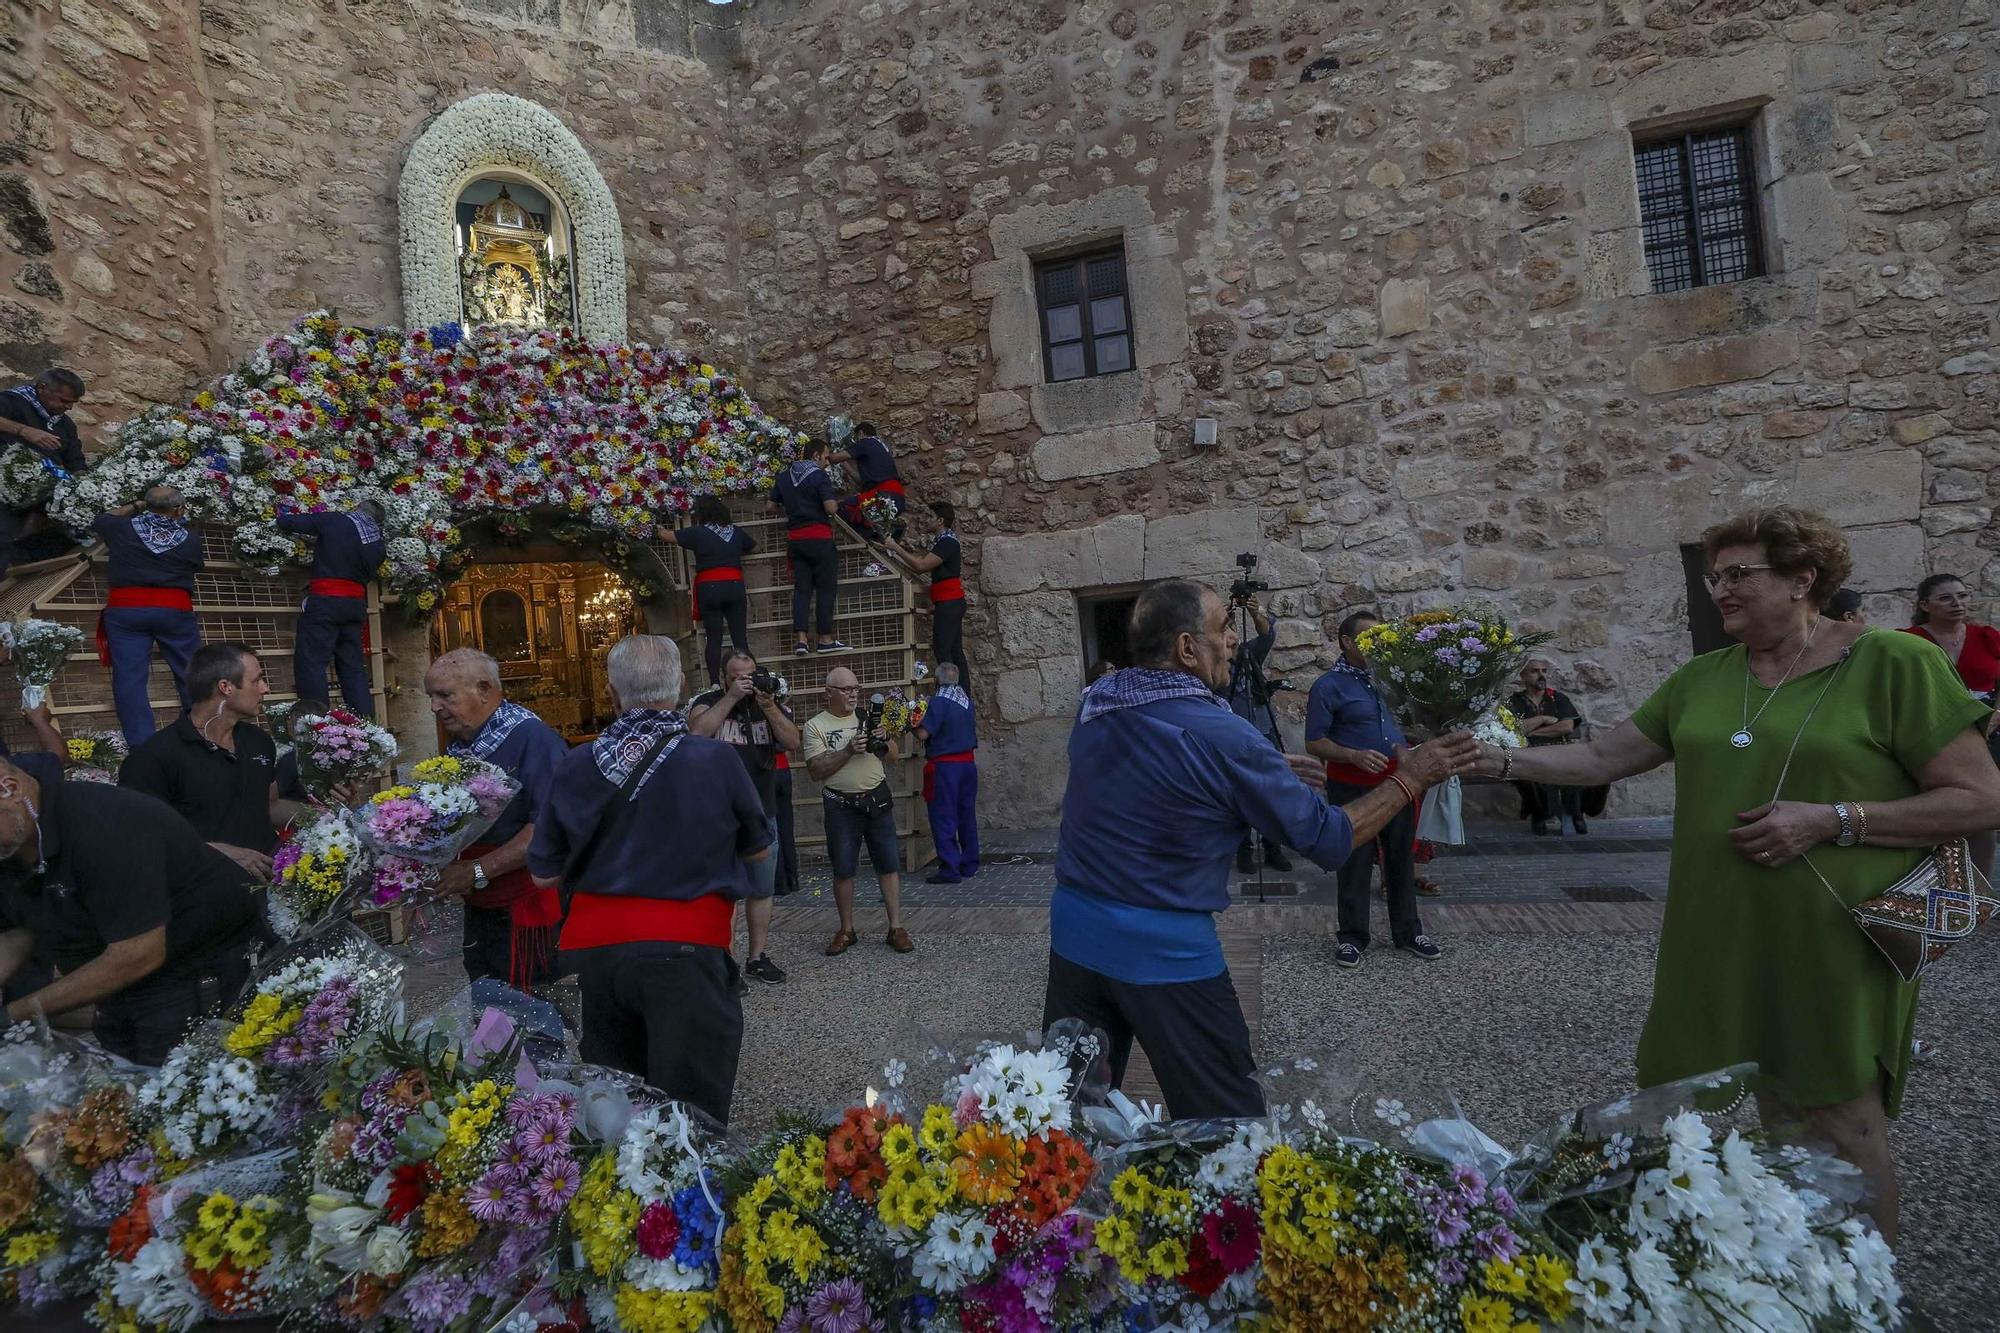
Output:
(0, 760), (261, 1063)
(529, 635), (769, 1126)
(0, 368), (88, 578)
(688, 650), (799, 986)
(121, 643), (317, 883)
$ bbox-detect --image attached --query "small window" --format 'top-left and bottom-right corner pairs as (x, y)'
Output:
(1035, 247), (1135, 383)
(1635, 125), (1765, 294)
(1076, 589), (1138, 683)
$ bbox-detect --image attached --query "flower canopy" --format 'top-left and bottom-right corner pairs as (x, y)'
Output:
(51, 314), (807, 612)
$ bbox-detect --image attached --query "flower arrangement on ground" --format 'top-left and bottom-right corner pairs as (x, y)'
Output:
(267, 812), (368, 940)
(0, 615), (85, 711)
(567, 1102), (728, 1333)
(360, 755), (520, 908)
(293, 707), (399, 797)
(1354, 608), (1552, 736)
(63, 730), (129, 783)
(50, 314), (809, 617)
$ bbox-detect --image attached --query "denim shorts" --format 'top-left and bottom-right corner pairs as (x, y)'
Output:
(744, 816), (779, 899)
(823, 792), (899, 879)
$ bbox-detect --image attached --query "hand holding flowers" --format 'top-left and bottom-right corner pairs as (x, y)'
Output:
(0, 616), (84, 712)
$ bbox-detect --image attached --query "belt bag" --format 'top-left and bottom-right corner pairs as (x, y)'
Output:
(1819, 840), (1998, 984)
(827, 781), (893, 818)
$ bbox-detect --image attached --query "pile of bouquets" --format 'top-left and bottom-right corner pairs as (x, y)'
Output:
(293, 708), (399, 797)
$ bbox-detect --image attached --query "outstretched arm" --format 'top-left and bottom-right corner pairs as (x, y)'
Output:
(1473, 717), (1668, 787)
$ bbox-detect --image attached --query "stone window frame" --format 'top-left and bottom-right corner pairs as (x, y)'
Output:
(1631, 116), (1771, 294)
(1032, 243), (1138, 384)
(1074, 583), (1144, 679)
(398, 93), (628, 343)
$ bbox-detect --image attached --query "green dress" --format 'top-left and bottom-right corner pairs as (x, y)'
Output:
(1629, 628), (1988, 1115)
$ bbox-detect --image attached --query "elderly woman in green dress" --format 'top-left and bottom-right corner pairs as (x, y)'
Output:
(1474, 507), (2000, 1243)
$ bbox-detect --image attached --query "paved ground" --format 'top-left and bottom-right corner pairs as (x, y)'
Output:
(402, 819), (1996, 1324)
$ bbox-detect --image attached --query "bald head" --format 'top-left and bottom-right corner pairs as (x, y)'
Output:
(823, 665), (860, 716)
(426, 647), (504, 738)
(143, 483), (185, 514)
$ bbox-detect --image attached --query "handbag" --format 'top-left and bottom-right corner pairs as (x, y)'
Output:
(1823, 840), (1998, 984)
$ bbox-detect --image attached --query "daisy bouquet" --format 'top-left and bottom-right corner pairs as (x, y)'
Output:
(1511, 1071), (1902, 1333)
(268, 811), (370, 940)
(361, 755), (519, 866)
(1354, 608), (1551, 737)
(294, 707), (400, 798)
(0, 443), (65, 507)
(566, 1101), (729, 1333)
(0, 614), (85, 711)
(860, 493), (900, 536)
(231, 526), (299, 577)
(63, 729), (129, 783)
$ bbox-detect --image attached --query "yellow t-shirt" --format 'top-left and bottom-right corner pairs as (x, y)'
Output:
(802, 710), (887, 794)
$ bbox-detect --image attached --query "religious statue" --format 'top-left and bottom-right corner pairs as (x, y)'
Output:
(457, 184), (576, 330)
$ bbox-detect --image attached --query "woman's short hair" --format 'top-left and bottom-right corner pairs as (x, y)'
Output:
(1700, 507), (1852, 610)
(1824, 587), (1863, 620)
(692, 493), (730, 526)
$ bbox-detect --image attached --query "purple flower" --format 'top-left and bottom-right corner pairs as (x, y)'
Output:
(806, 1278), (870, 1333)
(1431, 1210), (1469, 1247)
(1450, 1163), (1486, 1200)
(1489, 1185), (1517, 1219)
(465, 1174), (513, 1224)
(1438, 1255), (1468, 1286)
(396, 1270), (475, 1333)
(1472, 1224), (1521, 1263)
(530, 1158), (580, 1212)
(513, 1121), (568, 1163)
(775, 1310), (806, 1333)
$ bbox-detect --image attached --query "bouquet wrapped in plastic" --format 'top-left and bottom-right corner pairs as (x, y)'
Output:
(1354, 607), (1551, 737)
(0, 615), (85, 711)
(0, 444), (64, 508)
(859, 493), (901, 537)
(267, 810), (369, 941)
(360, 755), (519, 909)
(294, 707), (399, 798)
(62, 729), (128, 783)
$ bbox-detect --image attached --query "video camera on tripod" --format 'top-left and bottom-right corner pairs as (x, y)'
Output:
(1229, 551), (1270, 606)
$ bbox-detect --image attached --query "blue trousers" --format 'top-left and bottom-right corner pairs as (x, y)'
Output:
(926, 760), (980, 878)
(295, 595), (372, 715)
(103, 605), (200, 744)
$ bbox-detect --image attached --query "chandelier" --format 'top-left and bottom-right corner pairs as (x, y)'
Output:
(580, 580), (632, 629)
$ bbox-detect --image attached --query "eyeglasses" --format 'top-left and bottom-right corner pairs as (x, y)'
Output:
(1702, 564), (1774, 592)
(825, 683), (860, 694)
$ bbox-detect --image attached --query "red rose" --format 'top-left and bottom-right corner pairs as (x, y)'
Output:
(384, 1162), (432, 1222)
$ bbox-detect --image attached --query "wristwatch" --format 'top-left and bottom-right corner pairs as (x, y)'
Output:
(471, 861), (489, 891)
(1832, 803), (1858, 848)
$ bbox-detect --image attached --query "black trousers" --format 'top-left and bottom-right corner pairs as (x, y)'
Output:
(295, 595), (372, 715)
(569, 941), (743, 1127)
(695, 581), (750, 686)
(774, 768), (801, 894)
(1040, 949), (1264, 1120)
(462, 902), (557, 989)
(93, 944), (254, 1067)
(788, 538), (839, 637)
(932, 598), (969, 680)
(1517, 779), (1583, 824)
(1325, 778), (1424, 949)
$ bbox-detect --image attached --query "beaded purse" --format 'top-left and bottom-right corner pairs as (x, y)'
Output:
(1839, 839), (1997, 984)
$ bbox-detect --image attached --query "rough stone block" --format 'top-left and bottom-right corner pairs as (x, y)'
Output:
(1843, 524), (1924, 593)
(993, 591), (1079, 660)
(1891, 413), (1951, 446)
(1039, 656), (1083, 718)
(1767, 172), (1844, 266)
(1031, 422), (1161, 482)
(1619, 48), (1788, 123)
(1966, 199), (2000, 238)
(981, 514), (1146, 595)
(1632, 330), (1801, 394)
(1638, 275), (1809, 342)
(1523, 92), (1611, 146)
(996, 668), (1045, 723)
(1378, 277), (1429, 338)
(1143, 507), (1265, 580)
(977, 390), (1030, 432)
(1789, 452), (1921, 527)
(1460, 550), (1522, 589)
(1031, 373), (1146, 433)
(1791, 41), (1878, 94)
(1576, 135), (1642, 233)
(60, 0), (150, 60)
(1372, 558), (1448, 593)
(1585, 228), (1648, 300)
(1921, 504), (1992, 537)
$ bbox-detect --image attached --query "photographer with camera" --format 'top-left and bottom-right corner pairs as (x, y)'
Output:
(689, 651), (801, 985)
(1224, 555), (1293, 874)
(802, 665), (915, 958)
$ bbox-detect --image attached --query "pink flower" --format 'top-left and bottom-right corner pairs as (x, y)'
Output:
(1200, 1197), (1261, 1274)
(635, 1201), (680, 1260)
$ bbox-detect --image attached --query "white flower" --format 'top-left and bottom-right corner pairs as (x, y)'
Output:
(306, 1193), (379, 1268)
(1602, 1132), (1634, 1168)
(114, 1239), (204, 1331)
(1566, 1237), (1631, 1320)
(1372, 1097), (1411, 1127)
(622, 1254), (709, 1293)
(362, 1225), (414, 1278)
(881, 1058), (907, 1089)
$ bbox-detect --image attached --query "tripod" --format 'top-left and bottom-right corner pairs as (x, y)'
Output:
(1229, 596), (1288, 902)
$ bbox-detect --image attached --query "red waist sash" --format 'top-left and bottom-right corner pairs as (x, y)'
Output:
(308, 578), (366, 598)
(97, 587), (195, 665)
(460, 841), (562, 990)
(559, 892), (734, 952)
(922, 750), (975, 802)
(929, 577), (964, 603)
(691, 566), (744, 621)
(788, 522), (834, 542)
(861, 478), (905, 498)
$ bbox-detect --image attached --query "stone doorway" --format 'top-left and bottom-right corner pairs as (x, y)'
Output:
(430, 558), (643, 744)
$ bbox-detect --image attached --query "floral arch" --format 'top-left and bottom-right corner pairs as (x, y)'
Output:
(398, 92), (629, 343)
(51, 315), (805, 618)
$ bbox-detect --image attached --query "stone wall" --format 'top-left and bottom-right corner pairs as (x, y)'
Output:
(6, 0), (1998, 826)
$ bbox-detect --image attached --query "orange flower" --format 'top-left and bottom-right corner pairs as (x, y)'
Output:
(109, 1186), (153, 1262)
(953, 1124), (1024, 1206)
(187, 1256), (257, 1316)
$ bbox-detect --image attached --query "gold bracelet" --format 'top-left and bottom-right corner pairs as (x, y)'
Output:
(1852, 801), (1869, 845)
(1387, 772), (1419, 806)
(1499, 751), (1514, 781)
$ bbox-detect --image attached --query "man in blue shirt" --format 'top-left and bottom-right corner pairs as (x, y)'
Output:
(1043, 579), (1475, 1118)
(832, 420), (905, 540)
(529, 635), (769, 1126)
(1305, 611), (1442, 969)
(426, 648), (571, 992)
(1224, 592), (1292, 874)
(770, 440), (845, 655)
(0, 369), (89, 577)
(92, 484), (204, 745)
(915, 663), (979, 884)
(276, 500), (386, 716)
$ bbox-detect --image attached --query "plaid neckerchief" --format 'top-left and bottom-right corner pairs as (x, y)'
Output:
(349, 510), (383, 545)
(448, 698), (537, 761)
(591, 709), (688, 798)
(131, 513), (190, 555)
(1077, 667), (1224, 724)
(4, 385), (63, 429)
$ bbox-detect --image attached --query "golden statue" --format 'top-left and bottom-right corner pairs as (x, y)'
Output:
(458, 185), (574, 329)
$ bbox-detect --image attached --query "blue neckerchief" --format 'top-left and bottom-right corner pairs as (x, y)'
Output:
(349, 510), (382, 545)
(1077, 667), (1225, 724)
(131, 513), (189, 555)
(448, 698), (536, 761)
(937, 529), (957, 544)
(937, 684), (970, 711)
(704, 523), (736, 542)
(785, 461), (823, 487)
(4, 385), (62, 430)
(591, 709), (688, 797)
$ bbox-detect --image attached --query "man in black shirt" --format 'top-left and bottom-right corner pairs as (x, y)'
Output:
(121, 643), (320, 882)
(771, 440), (845, 655)
(832, 420), (904, 540)
(895, 501), (969, 682)
(668, 495), (757, 687)
(1506, 659), (1587, 836)
(0, 368), (88, 578)
(688, 650), (800, 985)
(0, 761), (261, 1063)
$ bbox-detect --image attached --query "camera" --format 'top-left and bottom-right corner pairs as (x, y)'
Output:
(750, 669), (788, 698)
(1229, 551), (1269, 605)
(861, 693), (891, 756)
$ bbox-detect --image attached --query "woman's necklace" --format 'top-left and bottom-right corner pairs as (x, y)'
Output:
(1732, 620), (1820, 749)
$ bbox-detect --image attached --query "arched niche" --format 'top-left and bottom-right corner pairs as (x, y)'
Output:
(398, 92), (628, 342)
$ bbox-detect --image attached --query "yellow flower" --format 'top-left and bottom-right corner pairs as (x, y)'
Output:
(5, 1231), (58, 1265)
(1092, 1214), (1135, 1258)
(185, 1231), (228, 1272)
(1109, 1166), (1152, 1212)
(1146, 1237), (1187, 1279)
(612, 1285), (714, 1333)
(1483, 1257), (1529, 1298)
(411, 756), (464, 783)
(881, 1122), (917, 1163)
(372, 785), (416, 804)
(195, 1192), (238, 1231)
(1528, 1253), (1575, 1320)
(919, 1106), (957, 1157)
(1460, 1294), (1517, 1333)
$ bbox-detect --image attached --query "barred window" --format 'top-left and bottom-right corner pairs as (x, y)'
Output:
(1034, 247), (1135, 382)
(1634, 126), (1765, 294)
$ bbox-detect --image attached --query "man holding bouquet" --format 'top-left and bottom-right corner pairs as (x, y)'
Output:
(1305, 612), (1442, 968)
(1043, 580), (1477, 1119)
(0, 368), (88, 578)
(426, 648), (571, 993)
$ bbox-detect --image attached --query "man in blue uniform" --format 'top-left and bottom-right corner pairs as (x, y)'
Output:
(916, 663), (979, 884)
(833, 421), (904, 539)
(771, 440), (846, 655)
(895, 501), (969, 681)
(0, 369), (88, 577)
(1042, 579), (1475, 1118)
(93, 484), (204, 744)
(529, 635), (769, 1125)
(1305, 611), (1443, 969)
(276, 499), (386, 715)
(426, 647), (570, 992)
